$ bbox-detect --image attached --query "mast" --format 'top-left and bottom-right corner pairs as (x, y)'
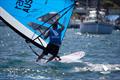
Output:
(96, 0), (100, 20)
(86, 0), (89, 16)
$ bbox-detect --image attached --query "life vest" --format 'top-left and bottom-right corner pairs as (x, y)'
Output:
(50, 29), (62, 46)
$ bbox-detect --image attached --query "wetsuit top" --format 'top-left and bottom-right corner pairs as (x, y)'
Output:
(49, 28), (62, 46)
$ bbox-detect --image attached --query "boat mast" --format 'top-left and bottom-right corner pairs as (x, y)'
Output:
(86, 0), (89, 16)
(96, 0), (100, 21)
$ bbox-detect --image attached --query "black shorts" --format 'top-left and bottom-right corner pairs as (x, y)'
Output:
(43, 43), (60, 56)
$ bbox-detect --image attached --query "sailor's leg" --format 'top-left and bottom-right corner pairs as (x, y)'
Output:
(36, 47), (49, 62)
(36, 53), (45, 62)
(46, 55), (55, 63)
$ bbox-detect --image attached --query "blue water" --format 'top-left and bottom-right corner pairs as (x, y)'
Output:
(0, 25), (120, 80)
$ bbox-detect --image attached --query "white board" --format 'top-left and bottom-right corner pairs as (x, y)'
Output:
(53, 51), (85, 63)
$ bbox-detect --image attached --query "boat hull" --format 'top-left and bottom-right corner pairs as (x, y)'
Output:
(80, 22), (113, 34)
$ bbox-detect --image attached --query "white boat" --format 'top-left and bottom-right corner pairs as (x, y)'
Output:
(80, 10), (113, 34)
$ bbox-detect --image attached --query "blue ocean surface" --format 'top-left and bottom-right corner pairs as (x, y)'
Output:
(0, 25), (120, 80)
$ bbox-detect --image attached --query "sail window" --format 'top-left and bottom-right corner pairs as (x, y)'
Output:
(37, 12), (60, 24)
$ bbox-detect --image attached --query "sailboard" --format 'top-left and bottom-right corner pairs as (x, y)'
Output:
(0, 0), (75, 49)
(53, 51), (85, 63)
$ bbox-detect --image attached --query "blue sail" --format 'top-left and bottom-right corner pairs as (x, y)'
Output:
(0, 0), (75, 49)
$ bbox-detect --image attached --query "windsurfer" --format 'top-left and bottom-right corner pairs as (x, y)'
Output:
(36, 21), (64, 63)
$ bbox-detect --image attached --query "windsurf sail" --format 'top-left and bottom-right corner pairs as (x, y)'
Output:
(0, 0), (75, 49)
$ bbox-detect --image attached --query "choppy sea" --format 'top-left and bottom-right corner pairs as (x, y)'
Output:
(0, 24), (120, 80)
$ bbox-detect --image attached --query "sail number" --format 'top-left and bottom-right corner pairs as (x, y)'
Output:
(15, 0), (33, 13)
